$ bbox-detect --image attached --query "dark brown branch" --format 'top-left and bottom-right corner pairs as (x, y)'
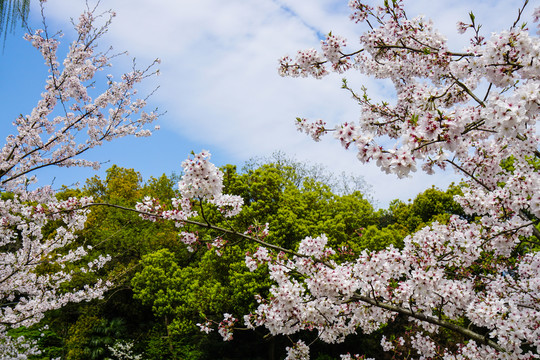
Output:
(512, 0), (529, 29)
(80, 202), (334, 267)
(350, 293), (506, 353)
(450, 75), (485, 107)
(445, 159), (491, 192)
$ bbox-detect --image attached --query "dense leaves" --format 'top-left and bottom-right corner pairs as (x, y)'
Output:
(24, 160), (466, 359)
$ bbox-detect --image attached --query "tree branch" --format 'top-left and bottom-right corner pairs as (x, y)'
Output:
(79, 202), (334, 267)
(350, 293), (506, 353)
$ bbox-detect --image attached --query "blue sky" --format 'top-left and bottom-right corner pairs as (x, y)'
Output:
(0, 0), (535, 207)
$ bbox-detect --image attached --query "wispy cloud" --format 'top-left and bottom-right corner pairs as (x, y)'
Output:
(25, 0), (535, 206)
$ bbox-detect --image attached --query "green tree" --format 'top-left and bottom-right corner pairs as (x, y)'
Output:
(36, 162), (467, 359)
(221, 163), (377, 249)
(130, 161), (378, 359)
(38, 167), (186, 360)
(380, 184), (465, 234)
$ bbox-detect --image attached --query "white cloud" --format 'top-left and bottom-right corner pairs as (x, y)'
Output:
(34, 0), (533, 206)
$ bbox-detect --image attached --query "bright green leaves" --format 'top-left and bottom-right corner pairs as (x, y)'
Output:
(351, 224), (404, 252)
(84, 165), (143, 205)
(410, 114), (419, 126)
(132, 249), (231, 335)
(383, 184), (465, 234)
(132, 249), (182, 318)
(220, 163), (377, 250)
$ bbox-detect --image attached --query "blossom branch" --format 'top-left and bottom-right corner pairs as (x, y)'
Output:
(350, 293), (506, 353)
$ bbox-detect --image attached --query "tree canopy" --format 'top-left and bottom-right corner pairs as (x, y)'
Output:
(19, 161), (465, 359)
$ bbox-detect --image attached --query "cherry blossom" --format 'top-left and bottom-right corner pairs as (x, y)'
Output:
(196, 320), (214, 334)
(171, 1), (540, 358)
(295, 118), (326, 141)
(217, 313), (238, 341)
(285, 340), (310, 360)
(0, 3), (159, 357)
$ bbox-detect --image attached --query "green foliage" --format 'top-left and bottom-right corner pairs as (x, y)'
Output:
(382, 184), (465, 234)
(64, 310), (101, 360)
(7, 325), (63, 360)
(80, 166), (185, 275)
(143, 173), (180, 203)
(222, 163), (377, 250)
(66, 315), (127, 360)
(84, 165), (143, 205)
(500, 155), (516, 173)
(351, 224), (405, 252)
(31, 160), (466, 359)
(132, 246), (271, 336)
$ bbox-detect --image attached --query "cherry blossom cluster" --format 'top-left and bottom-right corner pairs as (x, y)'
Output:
(243, 222), (270, 238)
(278, 49), (327, 78)
(1, 3), (160, 195)
(196, 320), (214, 334)
(347, 0), (372, 23)
(0, 326), (40, 359)
(136, 151), (244, 253)
(0, 3), (160, 357)
(178, 150), (224, 200)
(108, 340), (143, 360)
(183, 1), (540, 359)
(534, 7), (540, 34)
(280, 0), (540, 216)
(0, 192), (113, 360)
(339, 355), (371, 360)
(217, 313), (238, 341)
(136, 196), (197, 227)
(208, 194), (244, 217)
(321, 33), (353, 73)
(238, 216), (540, 358)
(245, 245), (272, 271)
(135, 196), (200, 250)
(295, 118), (326, 141)
(285, 340), (310, 360)
(208, 236), (227, 256)
(0, 193), (112, 322)
(196, 313), (238, 342)
(176, 151), (243, 216)
(471, 29), (540, 87)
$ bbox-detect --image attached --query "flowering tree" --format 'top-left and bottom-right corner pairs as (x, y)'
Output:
(135, 1), (540, 359)
(0, 2), (159, 355)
